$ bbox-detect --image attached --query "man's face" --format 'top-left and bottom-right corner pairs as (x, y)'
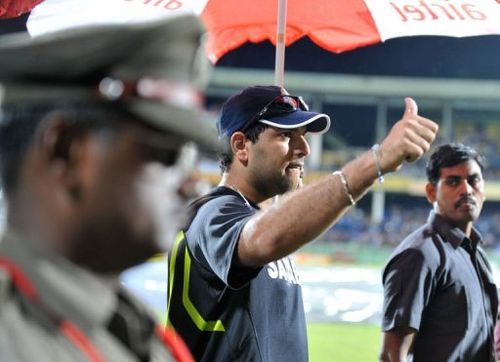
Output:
(72, 124), (196, 273)
(247, 126), (310, 199)
(426, 160), (485, 231)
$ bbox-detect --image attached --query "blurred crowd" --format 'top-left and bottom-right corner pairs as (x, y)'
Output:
(322, 204), (500, 250)
(318, 119), (500, 251)
(322, 120), (500, 180)
(453, 122), (500, 179)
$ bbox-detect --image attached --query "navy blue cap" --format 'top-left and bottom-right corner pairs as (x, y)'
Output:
(217, 85), (331, 137)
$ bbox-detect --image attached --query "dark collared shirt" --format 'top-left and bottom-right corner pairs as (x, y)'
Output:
(382, 211), (498, 362)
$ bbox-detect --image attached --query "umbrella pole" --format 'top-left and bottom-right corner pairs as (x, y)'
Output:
(274, 0), (287, 87)
(273, 0), (287, 206)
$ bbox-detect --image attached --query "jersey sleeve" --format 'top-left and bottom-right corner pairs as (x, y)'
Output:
(381, 248), (437, 332)
(185, 194), (260, 289)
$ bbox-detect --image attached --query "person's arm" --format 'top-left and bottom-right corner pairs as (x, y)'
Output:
(237, 97), (438, 267)
(379, 327), (417, 362)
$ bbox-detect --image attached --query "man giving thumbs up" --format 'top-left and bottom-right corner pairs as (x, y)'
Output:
(166, 86), (438, 362)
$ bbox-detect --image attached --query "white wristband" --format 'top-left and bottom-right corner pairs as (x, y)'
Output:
(371, 144), (384, 183)
(332, 171), (356, 206)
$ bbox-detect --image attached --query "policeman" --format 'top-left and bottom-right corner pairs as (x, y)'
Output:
(0, 15), (215, 362)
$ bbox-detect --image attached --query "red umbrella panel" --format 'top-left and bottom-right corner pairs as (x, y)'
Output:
(201, 0), (381, 63)
(0, 0), (43, 18)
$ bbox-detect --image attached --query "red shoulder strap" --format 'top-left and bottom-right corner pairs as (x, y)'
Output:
(156, 326), (194, 362)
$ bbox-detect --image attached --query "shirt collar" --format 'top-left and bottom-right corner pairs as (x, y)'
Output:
(0, 229), (117, 332)
(217, 185), (260, 210)
(427, 210), (483, 249)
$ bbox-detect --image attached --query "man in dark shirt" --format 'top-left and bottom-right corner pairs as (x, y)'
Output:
(167, 85), (439, 361)
(380, 143), (498, 362)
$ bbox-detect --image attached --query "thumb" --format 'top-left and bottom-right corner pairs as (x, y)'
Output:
(404, 97), (418, 118)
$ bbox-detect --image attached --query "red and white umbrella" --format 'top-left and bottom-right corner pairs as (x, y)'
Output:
(25, 0), (500, 86)
(0, 0), (43, 18)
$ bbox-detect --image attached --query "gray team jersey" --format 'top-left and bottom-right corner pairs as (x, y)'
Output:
(167, 187), (307, 361)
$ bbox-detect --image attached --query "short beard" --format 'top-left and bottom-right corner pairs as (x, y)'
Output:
(253, 173), (292, 200)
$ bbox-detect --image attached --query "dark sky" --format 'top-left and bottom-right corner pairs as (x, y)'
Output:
(218, 35), (500, 80)
(0, 13), (30, 34)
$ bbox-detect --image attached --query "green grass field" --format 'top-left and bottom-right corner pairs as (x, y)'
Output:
(308, 322), (380, 362)
(160, 312), (381, 361)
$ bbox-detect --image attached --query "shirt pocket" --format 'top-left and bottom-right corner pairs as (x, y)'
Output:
(422, 282), (468, 335)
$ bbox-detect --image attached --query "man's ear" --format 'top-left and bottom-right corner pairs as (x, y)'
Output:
(425, 182), (436, 204)
(35, 116), (90, 200)
(230, 131), (249, 165)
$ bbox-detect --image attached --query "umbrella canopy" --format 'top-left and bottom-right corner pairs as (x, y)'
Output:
(203, 0), (500, 60)
(25, 0), (500, 85)
(27, 1), (500, 55)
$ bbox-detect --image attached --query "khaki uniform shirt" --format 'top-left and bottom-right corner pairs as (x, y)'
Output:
(0, 230), (175, 362)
